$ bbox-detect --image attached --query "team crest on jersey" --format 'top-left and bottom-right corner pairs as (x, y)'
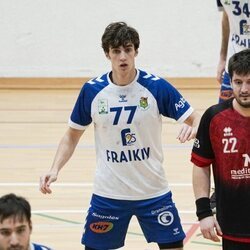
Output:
(98, 99), (108, 114)
(139, 97), (149, 110)
(224, 0), (230, 5)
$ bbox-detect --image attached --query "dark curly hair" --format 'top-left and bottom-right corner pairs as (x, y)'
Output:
(0, 193), (31, 223)
(101, 22), (140, 53)
(228, 49), (250, 80)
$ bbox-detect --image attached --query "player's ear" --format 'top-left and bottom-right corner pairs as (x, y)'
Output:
(29, 221), (33, 233)
(105, 52), (111, 60)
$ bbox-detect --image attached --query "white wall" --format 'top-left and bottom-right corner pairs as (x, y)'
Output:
(0, 0), (221, 77)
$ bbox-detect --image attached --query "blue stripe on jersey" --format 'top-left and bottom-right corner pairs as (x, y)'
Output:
(32, 243), (52, 250)
(70, 74), (109, 126)
(137, 70), (191, 121)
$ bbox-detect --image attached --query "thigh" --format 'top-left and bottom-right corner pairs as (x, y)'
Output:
(81, 194), (132, 250)
(223, 238), (250, 250)
(135, 192), (185, 245)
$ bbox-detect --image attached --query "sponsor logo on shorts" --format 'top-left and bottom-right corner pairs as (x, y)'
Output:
(173, 227), (180, 235)
(90, 222), (113, 233)
(158, 211), (174, 226)
(151, 205), (172, 215)
(92, 212), (119, 220)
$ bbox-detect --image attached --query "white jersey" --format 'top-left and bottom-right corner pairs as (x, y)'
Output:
(69, 69), (193, 200)
(217, 0), (250, 70)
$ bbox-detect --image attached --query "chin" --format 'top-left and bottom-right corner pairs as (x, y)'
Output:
(238, 100), (250, 108)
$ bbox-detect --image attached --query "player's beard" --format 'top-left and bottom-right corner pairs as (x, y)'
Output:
(7, 245), (28, 250)
(7, 247), (24, 250)
(235, 95), (250, 108)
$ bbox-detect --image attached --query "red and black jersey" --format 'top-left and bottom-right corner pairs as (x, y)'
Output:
(191, 98), (250, 240)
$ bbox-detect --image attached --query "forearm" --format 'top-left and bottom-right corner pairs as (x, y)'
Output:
(220, 11), (229, 61)
(193, 165), (222, 239)
(193, 165), (213, 221)
(184, 111), (200, 127)
(50, 128), (84, 174)
(192, 165), (210, 199)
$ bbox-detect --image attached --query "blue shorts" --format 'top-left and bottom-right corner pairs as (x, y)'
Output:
(81, 192), (185, 249)
(219, 71), (233, 103)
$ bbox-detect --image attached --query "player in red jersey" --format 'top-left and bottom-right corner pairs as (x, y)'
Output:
(191, 49), (250, 250)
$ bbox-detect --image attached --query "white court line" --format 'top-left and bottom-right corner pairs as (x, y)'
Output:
(0, 182), (192, 187)
(0, 183), (93, 187)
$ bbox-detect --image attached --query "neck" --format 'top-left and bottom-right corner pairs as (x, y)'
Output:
(111, 69), (137, 86)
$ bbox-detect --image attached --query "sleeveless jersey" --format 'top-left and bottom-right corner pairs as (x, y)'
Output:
(217, 0), (250, 70)
(191, 99), (250, 239)
(69, 69), (193, 200)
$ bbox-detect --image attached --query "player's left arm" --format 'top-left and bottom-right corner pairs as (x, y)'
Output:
(177, 111), (200, 143)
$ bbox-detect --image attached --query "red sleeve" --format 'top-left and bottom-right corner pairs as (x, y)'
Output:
(191, 152), (213, 167)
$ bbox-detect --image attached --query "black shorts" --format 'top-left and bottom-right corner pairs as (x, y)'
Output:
(223, 238), (250, 250)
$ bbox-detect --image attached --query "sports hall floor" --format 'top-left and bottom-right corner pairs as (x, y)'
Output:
(0, 82), (222, 249)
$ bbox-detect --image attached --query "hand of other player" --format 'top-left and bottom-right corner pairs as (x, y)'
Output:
(39, 171), (58, 194)
(216, 59), (226, 83)
(177, 123), (196, 143)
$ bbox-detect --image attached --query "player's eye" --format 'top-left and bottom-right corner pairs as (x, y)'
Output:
(112, 49), (120, 54)
(125, 48), (132, 53)
(16, 227), (26, 234)
(234, 80), (242, 85)
(0, 230), (11, 237)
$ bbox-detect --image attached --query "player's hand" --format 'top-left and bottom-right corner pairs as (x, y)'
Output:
(216, 59), (226, 83)
(177, 124), (196, 143)
(39, 172), (58, 194)
(199, 216), (222, 242)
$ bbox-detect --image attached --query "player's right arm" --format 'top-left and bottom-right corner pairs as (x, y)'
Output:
(39, 127), (84, 194)
(217, 10), (230, 83)
(192, 164), (222, 242)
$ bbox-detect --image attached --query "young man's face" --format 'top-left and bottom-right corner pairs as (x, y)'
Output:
(105, 43), (138, 75)
(0, 217), (32, 250)
(231, 73), (250, 108)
